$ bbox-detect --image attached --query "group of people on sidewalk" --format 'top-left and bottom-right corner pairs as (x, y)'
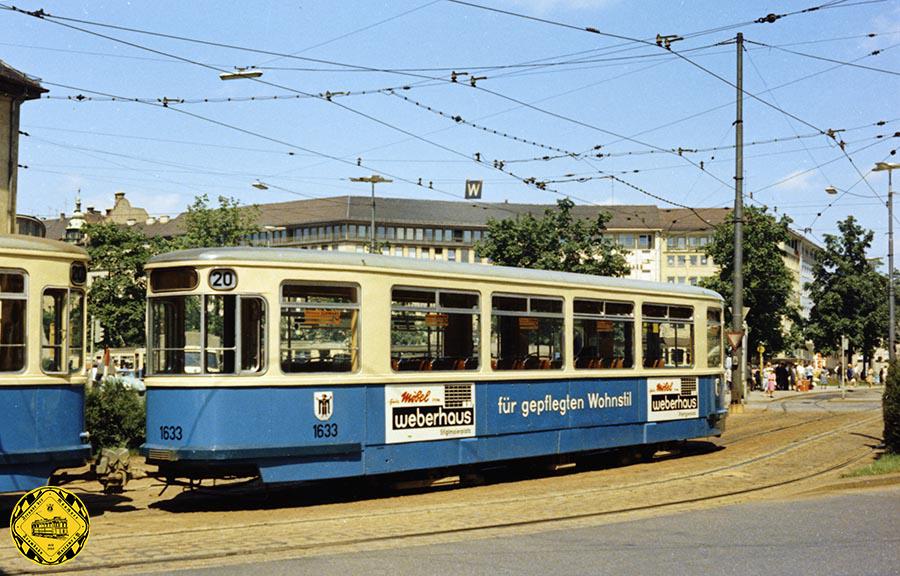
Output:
(750, 360), (883, 398)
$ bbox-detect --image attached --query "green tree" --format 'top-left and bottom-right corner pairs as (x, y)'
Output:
(885, 359), (900, 453)
(474, 198), (629, 277)
(805, 216), (887, 370)
(83, 221), (170, 347)
(85, 381), (145, 451)
(700, 205), (798, 356)
(177, 194), (260, 249)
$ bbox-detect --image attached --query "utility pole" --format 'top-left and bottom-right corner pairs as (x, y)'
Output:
(874, 162), (899, 362)
(350, 175), (392, 252)
(732, 32), (745, 405)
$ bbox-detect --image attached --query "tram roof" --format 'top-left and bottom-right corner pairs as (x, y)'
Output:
(0, 234), (87, 256)
(150, 247), (723, 301)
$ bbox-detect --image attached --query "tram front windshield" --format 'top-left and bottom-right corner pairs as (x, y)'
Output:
(149, 293), (266, 375)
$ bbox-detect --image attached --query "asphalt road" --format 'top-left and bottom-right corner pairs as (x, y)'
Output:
(142, 486), (900, 576)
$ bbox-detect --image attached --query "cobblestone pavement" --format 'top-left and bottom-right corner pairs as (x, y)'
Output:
(0, 406), (888, 575)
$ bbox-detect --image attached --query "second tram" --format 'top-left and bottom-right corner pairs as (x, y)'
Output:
(0, 235), (91, 492)
(142, 248), (727, 484)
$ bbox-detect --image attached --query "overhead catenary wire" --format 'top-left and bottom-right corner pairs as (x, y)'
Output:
(745, 39), (900, 77)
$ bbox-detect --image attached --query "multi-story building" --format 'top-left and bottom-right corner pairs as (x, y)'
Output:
(43, 193), (821, 316)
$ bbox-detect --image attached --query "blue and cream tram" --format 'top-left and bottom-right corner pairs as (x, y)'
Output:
(142, 249), (727, 484)
(0, 235), (91, 492)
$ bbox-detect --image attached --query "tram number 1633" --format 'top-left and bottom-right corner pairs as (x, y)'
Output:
(313, 423), (338, 438)
(159, 425), (183, 440)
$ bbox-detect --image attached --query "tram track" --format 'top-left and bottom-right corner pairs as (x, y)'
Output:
(2, 409), (881, 575)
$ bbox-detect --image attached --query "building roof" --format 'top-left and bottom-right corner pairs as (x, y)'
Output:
(0, 60), (47, 100)
(148, 247), (724, 301)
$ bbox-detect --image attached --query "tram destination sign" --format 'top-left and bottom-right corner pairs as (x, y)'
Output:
(384, 383), (475, 443)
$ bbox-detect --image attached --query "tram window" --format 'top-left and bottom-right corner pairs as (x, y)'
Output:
(573, 299), (634, 369)
(41, 289), (67, 373)
(642, 304), (694, 368)
(68, 290), (85, 372)
(707, 308), (723, 368)
(391, 288), (480, 371)
(241, 297), (266, 373)
(150, 267), (199, 292)
(205, 295), (236, 374)
(0, 271), (26, 372)
(280, 283), (359, 373)
(149, 295), (202, 374)
(491, 294), (563, 370)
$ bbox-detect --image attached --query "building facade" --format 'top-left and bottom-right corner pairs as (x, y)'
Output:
(44, 193), (821, 317)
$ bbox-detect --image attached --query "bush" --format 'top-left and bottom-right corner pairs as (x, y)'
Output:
(85, 379), (145, 452)
(885, 360), (900, 454)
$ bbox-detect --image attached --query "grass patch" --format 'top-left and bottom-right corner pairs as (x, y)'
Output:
(844, 453), (900, 477)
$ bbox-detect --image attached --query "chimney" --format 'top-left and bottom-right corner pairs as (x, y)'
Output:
(146, 217), (156, 225)
(159, 215), (170, 223)
(114, 191), (125, 201)
(60, 212), (66, 219)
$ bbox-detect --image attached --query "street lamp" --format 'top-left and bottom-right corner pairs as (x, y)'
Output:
(220, 67), (263, 81)
(350, 175), (393, 252)
(252, 180), (269, 190)
(873, 161), (900, 362)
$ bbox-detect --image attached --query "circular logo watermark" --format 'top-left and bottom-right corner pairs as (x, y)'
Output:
(9, 486), (90, 565)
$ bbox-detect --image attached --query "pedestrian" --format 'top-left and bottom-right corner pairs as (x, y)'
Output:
(879, 367), (885, 386)
(765, 362), (776, 398)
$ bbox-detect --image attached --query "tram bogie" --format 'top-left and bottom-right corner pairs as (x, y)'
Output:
(0, 235), (91, 493)
(142, 249), (727, 486)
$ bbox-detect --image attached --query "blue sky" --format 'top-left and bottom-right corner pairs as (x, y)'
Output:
(3, 0), (899, 255)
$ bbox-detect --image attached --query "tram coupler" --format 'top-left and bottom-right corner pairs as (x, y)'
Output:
(94, 446), (131, 493)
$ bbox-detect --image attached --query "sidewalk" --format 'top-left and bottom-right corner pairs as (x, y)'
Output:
(743, 385), (884, 409)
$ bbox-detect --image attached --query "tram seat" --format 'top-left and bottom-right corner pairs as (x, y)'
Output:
(550, 359), (562, 369)
(491, 359), (497, 370)
(523, 356), (541, 370)
(422, 359), (433, 371)
(654, 359), (665, 368)
(430, 357), (455, 371)
(465, 357), (479, 370)
(454, 359), (467, 370)
(513, 358), (525, 370)
(391, 358), (399, 371)
(613, 358), (624, 369)
(539, 359), (551, 370)
(575, 356), (591, 369)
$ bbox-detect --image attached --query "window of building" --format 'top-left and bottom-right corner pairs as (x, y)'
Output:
(707, 308), (723, 368)
(424, 228), (434, 241)
(391, 288), (479, 371)
(453, 229), (464, 242)
(463, 230), (472, 243)
(573, 299), (634, 369)
(667, 255), (675, 267)
(396, 227), (405, 240)
(618, 233), (634, 249)
(473, 230), (483, 242)
(677, 255), (687, 266)
(701, 255), (709, 266)
(638, 234), (653, 250)
(394, 247), (403, 257)
(689, 277), (698, 286)
(406, 227), (415, 240)
(358, 225), (368, 239)
(642, 304), (694, 368)
(460, 248), (469, 263)
(689, 236), (700, 248)
(689, 255), (698, 266)
(0, 271), (26, 372)
(448, 248), (456, 262)
(150, 294), (266, 375)
(280, 284), (358, 373)
(667, 276), (675, 283)
(677, 277), (686, 284)
(377, 226), (386, 240)
(491, 295), (563, 370)
(386, 227), (395, 240)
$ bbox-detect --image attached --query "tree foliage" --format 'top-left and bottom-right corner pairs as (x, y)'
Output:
(885, 359), (900, 453)
(83, 221), (170, 347)
(177, 194), (260, 249)
(474, 198), (630, 277)
(805, 216), (887, 365)
(85, 381), (145, 451)
(700, 205), (798, 356)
